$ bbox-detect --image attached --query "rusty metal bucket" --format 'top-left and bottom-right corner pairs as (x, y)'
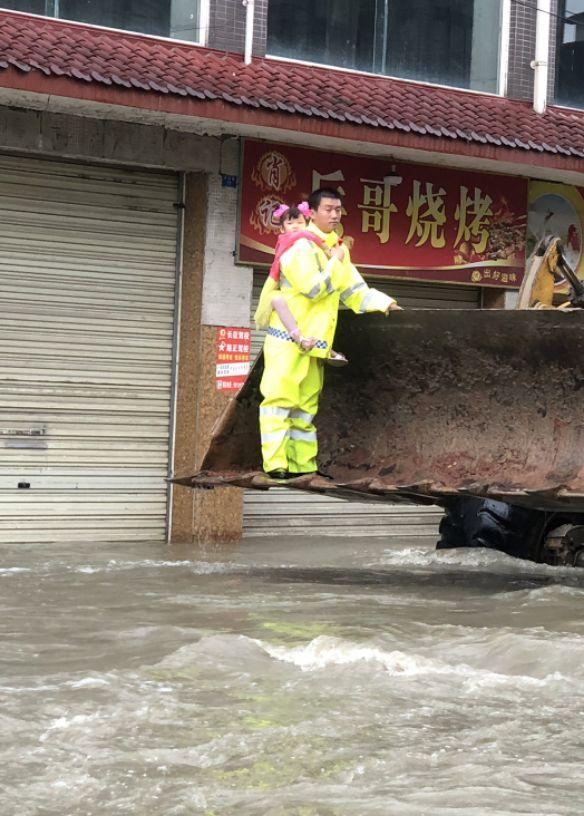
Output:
(180, 309), (584, 513)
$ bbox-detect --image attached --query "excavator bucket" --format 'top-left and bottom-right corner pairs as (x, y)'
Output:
(180, 309), (584, 513)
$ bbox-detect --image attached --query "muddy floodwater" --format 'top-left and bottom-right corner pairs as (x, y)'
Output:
(3, 536), (584, 816)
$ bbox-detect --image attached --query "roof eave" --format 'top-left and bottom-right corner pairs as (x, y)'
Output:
(1, 67), (584, 176)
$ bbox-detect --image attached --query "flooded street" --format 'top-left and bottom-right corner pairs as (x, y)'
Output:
(3, 536), (584, 816)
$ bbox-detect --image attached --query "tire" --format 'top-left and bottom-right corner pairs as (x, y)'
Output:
(437, 497), (482, 550)
(437, 497), (547, 562)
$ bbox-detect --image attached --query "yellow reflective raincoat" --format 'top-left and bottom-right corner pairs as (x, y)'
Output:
(266, 223), (394, 358)
(259, 223), (396, 474)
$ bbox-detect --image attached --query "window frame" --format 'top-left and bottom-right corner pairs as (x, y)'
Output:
(0, 1), (209, 46)
(265, 0), (511, 98)
(553, 0), (584, 111)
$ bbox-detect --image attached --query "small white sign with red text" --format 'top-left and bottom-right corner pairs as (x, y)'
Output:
(216, 327), (251, 392)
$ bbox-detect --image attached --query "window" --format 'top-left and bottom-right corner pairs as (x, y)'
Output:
(1, 0), (202, 42)
(267, 0), (503, 93)
(556, 0), (584, 108)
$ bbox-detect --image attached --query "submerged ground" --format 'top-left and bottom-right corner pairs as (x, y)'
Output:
(3, 536), (584, 815)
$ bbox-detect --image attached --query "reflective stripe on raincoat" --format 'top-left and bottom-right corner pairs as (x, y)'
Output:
(267, 223), (395, 359)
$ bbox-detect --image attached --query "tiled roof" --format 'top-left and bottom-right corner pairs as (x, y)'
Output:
(1, 11), (584, 160)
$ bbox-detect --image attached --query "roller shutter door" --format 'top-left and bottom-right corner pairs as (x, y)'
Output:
(244, 273), (480, 537)
(0, 155), (179, 544)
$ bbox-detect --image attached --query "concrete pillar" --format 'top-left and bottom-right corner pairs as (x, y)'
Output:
(170, 172), (205, 544)
(170, 172), (246, 545)
(170, 141), (253, 545)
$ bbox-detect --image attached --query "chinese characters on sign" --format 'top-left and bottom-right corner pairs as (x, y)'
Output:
(406, 181), (446, 248)
(359, 175), (399, 244)
(216, 327), (251, 393)
(238, 139), (528, 287)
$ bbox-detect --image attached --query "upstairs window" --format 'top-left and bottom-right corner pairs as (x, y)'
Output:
(0, 0), (202, 42)
(556, 0), (584, 108)
(267, 0), (503, 94)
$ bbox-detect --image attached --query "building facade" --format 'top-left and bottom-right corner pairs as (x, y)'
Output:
(0, 1), (583, 544)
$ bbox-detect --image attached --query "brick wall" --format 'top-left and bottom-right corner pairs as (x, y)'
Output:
(208, 0), (268, 56)
(506, 0), (560, 104)
(506, 0), (536, 100)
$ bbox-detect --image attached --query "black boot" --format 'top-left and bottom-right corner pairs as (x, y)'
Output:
(265, 469), (291, 480)
(289, 470), (331, 479)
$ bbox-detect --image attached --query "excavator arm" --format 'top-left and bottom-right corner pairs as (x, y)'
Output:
(518, 236), (584, 309)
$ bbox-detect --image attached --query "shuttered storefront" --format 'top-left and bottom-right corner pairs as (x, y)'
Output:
(0, 155), (180, 544)
(244, 273), (480, 537)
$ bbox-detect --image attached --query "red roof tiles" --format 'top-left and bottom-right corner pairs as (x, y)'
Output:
(1, 10), (583, 161)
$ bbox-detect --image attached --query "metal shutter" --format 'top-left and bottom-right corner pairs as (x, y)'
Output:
(0, 155), (179, 544)
(244, 272), (480, 537)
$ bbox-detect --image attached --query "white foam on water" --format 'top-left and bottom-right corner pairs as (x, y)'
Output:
(38, 712), (101, 743)
(46, 712), (99, 730)
(517, 583), (584, 601)
(61, 559), (242, 576)
(66, 676), (111, 689)
(375, 545), (510, 568)
(260, 634), (568, 691)
(377, 545), (583, 577)
(0, 684), (60, 693)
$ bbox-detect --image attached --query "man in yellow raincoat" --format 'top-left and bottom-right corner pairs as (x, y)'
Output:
(260, 187), (401, 479)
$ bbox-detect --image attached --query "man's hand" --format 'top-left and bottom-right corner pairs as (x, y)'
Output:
(385, 302), (403, 313)
(330, 245), (345, 262)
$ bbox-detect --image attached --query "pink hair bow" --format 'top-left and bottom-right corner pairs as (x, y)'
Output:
(273, 203), (290, 221)
(297, 201), (311, 217)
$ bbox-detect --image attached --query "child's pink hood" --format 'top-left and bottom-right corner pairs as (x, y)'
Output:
(269, 231), (328, 282)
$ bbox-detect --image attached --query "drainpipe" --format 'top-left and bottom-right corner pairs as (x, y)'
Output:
(531, 0), (551, 114)
(243, 0), (255, 65)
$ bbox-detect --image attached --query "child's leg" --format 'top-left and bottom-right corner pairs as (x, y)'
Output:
(271, 295), (299, 336)
(325, 349), (348, 367)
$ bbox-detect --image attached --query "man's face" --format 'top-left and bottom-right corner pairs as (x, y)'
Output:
(311, 197), (342, 233)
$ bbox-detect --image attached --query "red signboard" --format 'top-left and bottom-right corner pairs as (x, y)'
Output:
(238, 139), (528, 288)
(216, 327), (251, 392)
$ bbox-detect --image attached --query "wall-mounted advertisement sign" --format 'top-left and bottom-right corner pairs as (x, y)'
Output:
(527, 180), (584, 293)
(238, 139), (528, 288)
(216, 327), (251, 393)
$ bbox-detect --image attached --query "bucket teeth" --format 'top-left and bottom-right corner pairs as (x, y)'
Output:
(248, 474), (273, 489)
(305, 474), (334, 491)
